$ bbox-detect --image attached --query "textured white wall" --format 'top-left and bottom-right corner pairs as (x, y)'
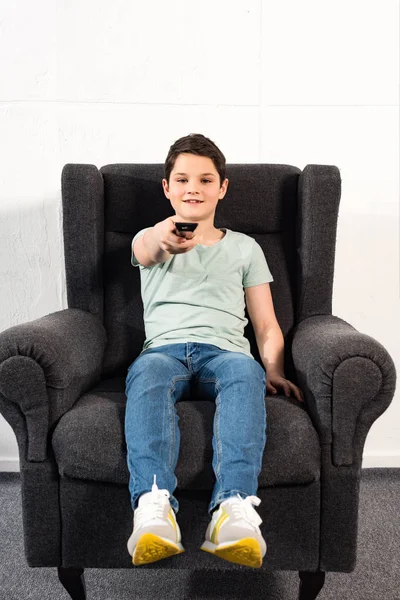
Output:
(0, 0), (399, 470)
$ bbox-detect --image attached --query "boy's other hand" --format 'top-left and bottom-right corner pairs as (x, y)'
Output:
(266, 373), (305, 403)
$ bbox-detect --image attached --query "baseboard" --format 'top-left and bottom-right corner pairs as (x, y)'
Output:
(361, 455), (400, 468)
(1, 455), (399, 473)
(0, 459), (20, 472)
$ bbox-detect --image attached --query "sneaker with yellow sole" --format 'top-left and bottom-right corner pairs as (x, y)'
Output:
(127, 475), (185, 566)
(200, 494), (267, 568)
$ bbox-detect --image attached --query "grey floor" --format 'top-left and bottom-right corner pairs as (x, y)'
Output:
(1, 469), (399, 600)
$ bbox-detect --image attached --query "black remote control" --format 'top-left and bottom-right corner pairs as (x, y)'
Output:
(175, 222), (198, 237)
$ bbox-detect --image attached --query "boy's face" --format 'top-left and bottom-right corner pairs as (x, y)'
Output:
(162, 153), (228, 226)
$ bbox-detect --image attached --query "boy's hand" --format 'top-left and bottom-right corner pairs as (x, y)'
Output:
(154, 217), (203, 255)
(266, 373), (305, 402)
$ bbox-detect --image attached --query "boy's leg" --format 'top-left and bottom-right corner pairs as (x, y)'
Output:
(125, 345), (191, 514)
(195, 350), (267, 516)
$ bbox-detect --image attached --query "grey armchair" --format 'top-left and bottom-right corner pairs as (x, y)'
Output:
(0, 163), (396, 600)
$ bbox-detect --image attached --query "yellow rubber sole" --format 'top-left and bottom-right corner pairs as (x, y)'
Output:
(201, 537), (263, 568)
(132, 533), (185, 566)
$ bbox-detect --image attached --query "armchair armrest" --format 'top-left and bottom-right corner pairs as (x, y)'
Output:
(292, 315), (396, 467)
(0, 308), (107, 463)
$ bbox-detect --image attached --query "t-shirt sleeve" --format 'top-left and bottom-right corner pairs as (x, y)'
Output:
(243, 240), (274, 287)
(131, 227), (153, 267)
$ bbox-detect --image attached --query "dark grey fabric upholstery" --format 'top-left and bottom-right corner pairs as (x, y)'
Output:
(0, 163), (396, 575)
(51, 379), (320, 488)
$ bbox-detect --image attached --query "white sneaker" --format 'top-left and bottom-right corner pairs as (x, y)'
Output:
(200, 494), (267, 568)
(127, 475), (185, 566)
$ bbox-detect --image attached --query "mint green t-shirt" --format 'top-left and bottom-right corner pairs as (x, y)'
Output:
(131, 227), (273, 359)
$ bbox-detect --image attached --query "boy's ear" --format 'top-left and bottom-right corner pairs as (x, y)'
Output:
(219, 178), (229, 197)
(162, 179), (170, 196)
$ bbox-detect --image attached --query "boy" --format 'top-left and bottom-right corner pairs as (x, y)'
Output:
(125, 133), (303, 569)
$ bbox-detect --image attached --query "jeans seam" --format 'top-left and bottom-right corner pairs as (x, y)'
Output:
(186, 343), (192, 372)
(168, 375), (190, 469)
(214, 379), (222, 487)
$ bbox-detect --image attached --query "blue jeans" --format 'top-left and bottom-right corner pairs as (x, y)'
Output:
(124, 342), (267, 516)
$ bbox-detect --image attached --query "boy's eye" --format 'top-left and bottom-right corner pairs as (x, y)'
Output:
(177, 179), (211, 183)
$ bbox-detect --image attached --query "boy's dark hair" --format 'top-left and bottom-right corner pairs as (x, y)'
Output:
(164, 133), (226, 188)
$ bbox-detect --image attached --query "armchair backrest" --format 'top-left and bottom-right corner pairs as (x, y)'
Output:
(61, 163), (341, 379)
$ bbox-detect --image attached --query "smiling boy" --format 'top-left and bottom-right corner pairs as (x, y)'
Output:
(125, 133), (303, 569)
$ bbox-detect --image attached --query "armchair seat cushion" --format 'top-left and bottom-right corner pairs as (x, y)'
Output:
(52, 377), (321, 489)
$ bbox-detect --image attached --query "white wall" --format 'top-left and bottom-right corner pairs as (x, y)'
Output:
(0, 0), (399, 471)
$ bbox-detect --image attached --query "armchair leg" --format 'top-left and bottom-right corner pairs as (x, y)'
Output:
(298, 571), (326, 600)
(57, 567), (86, 600)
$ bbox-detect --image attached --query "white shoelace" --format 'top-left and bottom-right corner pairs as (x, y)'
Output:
(229, 494), (262, 528)
(136, 489), (171, 523)
(135, 475), (171, 524)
